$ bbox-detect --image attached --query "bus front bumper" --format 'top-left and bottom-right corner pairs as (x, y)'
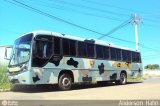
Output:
(7, 71), (32, 84)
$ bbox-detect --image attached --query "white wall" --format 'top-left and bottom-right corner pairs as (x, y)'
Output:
(0, 46), (12, 65)
(0, 47), (5, 59)
(143, 70), (160, 76)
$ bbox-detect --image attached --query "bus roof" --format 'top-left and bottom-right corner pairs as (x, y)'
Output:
(24, 30), (139, 52)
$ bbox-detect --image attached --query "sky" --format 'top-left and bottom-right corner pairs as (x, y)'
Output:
(0, 0), (160, 67)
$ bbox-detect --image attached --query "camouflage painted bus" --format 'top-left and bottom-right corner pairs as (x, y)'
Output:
(7, 30), (142, 90)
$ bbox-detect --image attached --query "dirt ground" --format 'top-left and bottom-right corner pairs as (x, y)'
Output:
(0, 76), (160, 100)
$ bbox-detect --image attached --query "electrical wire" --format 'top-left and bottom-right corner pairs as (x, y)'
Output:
(5, 0), (136, 44)
(4, 0), (159, 53)
(50, 0), (129, 18)
(83, 0), (160, 18)
(28, 0), (125, 22)
(82, 0), (160, 26)
(97, 19), (130, 39)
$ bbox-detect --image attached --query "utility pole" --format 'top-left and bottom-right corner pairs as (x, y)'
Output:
(131, 14), (141, 51)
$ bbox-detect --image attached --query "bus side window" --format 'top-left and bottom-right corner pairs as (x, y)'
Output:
(43, 42), (52, 58)
(132, 52), (136, 62)
(34, 35), (53, 59)
(96, 45), (103, 59)
(103, 46), (110, 59)
(69, 40), (76, 56)
(110, 48), (121, 61)
(35, 40), (42, 57)
(87, 43), (95, 58)
(62, 38), (70, 55)
(132, 52), (141, 63)
(54, 37), (61, 55)
(122, 50), (131, 62)
(110, 48), (116, 60)
(116, 49), (122, 61)
(33, 35), (53, 67)
(78, 42), (87, 58)
(37, 40), (52, 58)
(62, 39), (76, 56)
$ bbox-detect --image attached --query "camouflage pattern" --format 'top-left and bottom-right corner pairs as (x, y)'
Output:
(8, 56), (142, 84)
(7, 30), (143, 85)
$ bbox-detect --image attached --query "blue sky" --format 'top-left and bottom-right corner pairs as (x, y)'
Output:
(1, 0), (160, 67)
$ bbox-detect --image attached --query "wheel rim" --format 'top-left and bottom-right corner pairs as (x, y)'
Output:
(120, 74), (126, 84)
(62, 77), (71, 87)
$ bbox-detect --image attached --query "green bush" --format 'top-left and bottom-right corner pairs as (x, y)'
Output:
(128, 76), (146, 82)
(0, 63), (12, 89)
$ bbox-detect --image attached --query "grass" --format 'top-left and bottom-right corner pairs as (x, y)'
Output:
(128, 76), (147, 82)
(0, 63), (13, 89)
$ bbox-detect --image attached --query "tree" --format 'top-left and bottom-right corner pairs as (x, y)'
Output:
(144, 64), (160, 70)
(153, 64), (160, 69)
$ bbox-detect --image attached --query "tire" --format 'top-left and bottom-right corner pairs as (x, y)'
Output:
(58, 73), (72, 91)
(116, 73), (127, 85)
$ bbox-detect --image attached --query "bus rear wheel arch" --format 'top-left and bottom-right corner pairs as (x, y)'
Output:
(116, 71), (127, 85)
(58, 70), (74, 91)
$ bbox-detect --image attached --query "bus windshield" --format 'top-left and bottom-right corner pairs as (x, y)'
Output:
(9, 34), (33, 66)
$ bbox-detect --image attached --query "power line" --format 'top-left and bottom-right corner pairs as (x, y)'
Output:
(83, 0), (160, 25)
(143, 54), (160, 58)
(83, 0), (160, 17)
(141, 17), (160, 26)
(139, 44), (160, 52)
(5, 0), (159, 53)
(143, 55), (160, 60)
(143, 58), (160, 60)
(143, 18), (160, 23)
(50, 0), (129, 18)
(83, 0), (137, 12)
(97, 19), (130, 39)
(50, 0), (160, 27)
(27, 0), (124, 22)
(6, 0), (103, 34)
(5, 0), (136, 44)
(142, 23), (160, 28)
(47, 0), (160, 24)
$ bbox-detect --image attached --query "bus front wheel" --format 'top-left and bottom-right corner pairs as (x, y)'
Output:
(116, 72), (127, 85)
(58, 73), (72, 90)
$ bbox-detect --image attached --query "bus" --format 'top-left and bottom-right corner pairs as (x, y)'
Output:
(7, 30), (142, 90)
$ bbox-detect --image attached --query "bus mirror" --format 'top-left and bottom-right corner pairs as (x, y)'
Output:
(4, 47), (12, 60)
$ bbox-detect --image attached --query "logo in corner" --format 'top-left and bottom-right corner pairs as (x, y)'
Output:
(2, 100), (8, 106)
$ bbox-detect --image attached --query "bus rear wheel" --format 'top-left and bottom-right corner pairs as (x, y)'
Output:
(58, 73), (72, 90)
(116, 72), (127, 85)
